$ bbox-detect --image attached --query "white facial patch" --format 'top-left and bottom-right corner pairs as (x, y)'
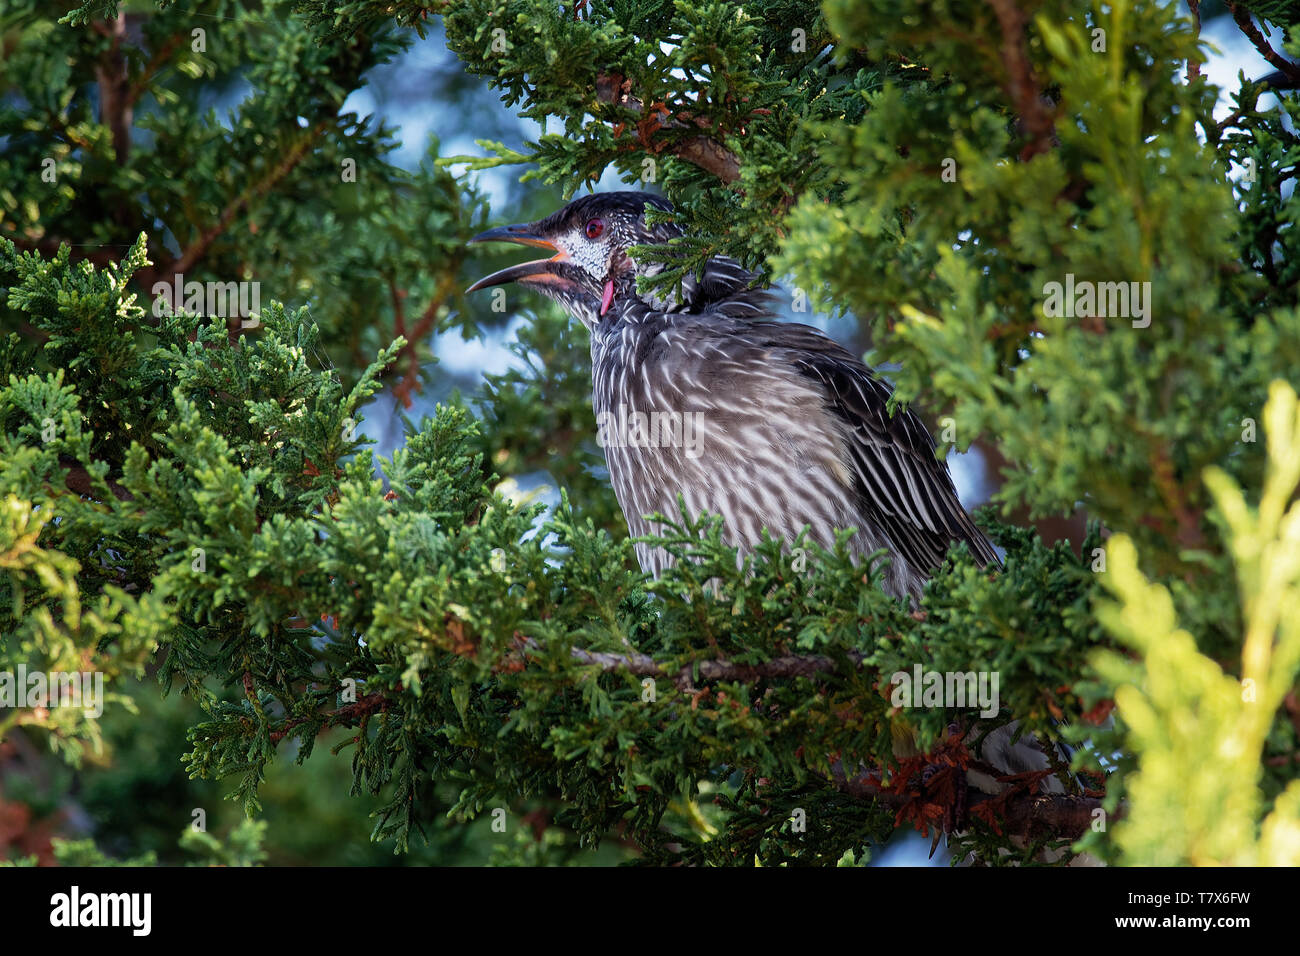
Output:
(558, 227), (611, 280)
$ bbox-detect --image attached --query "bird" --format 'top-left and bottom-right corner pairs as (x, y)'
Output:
(467, 191), (1000, 600)
(467, 192), (1082, 837)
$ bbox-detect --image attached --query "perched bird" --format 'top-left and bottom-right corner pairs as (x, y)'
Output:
(468, 193), (1080, 829)
(468, 191), (999, 599)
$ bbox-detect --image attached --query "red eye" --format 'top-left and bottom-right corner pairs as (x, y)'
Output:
(585, 218), (604, 239)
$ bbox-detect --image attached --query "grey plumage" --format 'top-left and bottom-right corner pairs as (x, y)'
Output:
(468, 191), (999, 599)
(591, 293), (998, 596)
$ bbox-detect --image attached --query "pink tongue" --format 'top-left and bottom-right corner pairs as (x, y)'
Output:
(600, 279), (615, 316)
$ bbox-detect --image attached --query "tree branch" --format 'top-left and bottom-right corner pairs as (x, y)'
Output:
(1226, 2), (1300, 86)
(543, 638), (1104, 841)
(985, 0), (1057, 160)
(595, 73), (742, 183)
(93, 12), (131, 165)
(126, 32), (184, 109)
(168, 121), (329, 279)
(270, 690), (388, 745)
(58, 456), (135, 503)
(389, 269), (460, 408)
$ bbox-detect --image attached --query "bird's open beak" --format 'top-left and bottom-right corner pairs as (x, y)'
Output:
(466, 224), (573, 292)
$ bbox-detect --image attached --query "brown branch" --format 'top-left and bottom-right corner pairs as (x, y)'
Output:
(270, 690), (388, 745)
(58, 456), (135, 503)
(1226, 2), (1300, 86)
(273, 641), (1100, 843)
(93, 13), (131, 165)
(595, 74), (742, 183)
(673, 135), (742, 183)
(126, 32), (185, 109)
(32, 20), (323, 300)
(398, 271), (458, 401)
(387, 276), (416, 407)
(1145, 442), (1206, 550)
(1187, 2), (1202, 84)
(985, 0), (1057, 160)
(1215, 107), (1247, 137)
(406, 280), (450, 349)
(167, 121), (329, 280)
(388, 267), (460, 408)
(388, 277), (408, 341)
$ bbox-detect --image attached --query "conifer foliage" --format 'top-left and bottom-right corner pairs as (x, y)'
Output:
(2, 0), (1299, 865)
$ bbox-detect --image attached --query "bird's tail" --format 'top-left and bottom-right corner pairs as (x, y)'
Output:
(964, 719), (1077, 796)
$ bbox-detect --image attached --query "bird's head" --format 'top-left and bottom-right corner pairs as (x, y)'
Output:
(466, 191), (677, 328)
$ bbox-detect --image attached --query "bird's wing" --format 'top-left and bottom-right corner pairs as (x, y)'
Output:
(645, 255), (775, 318)
(694, 317), (1001, 572)
(681, 257), (773, 317)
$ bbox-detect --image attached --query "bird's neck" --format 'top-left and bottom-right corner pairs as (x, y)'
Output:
(591, 274), (648, 335)
(588, 294), (669, 410)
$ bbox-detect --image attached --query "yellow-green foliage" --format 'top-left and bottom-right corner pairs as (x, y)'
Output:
(0, 495), (158, 761)
(1095, 381), (1300, 865)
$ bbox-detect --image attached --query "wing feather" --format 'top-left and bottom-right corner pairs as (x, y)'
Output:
(701, 317), (1001, 572)
(608, 297), (1001, 577)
